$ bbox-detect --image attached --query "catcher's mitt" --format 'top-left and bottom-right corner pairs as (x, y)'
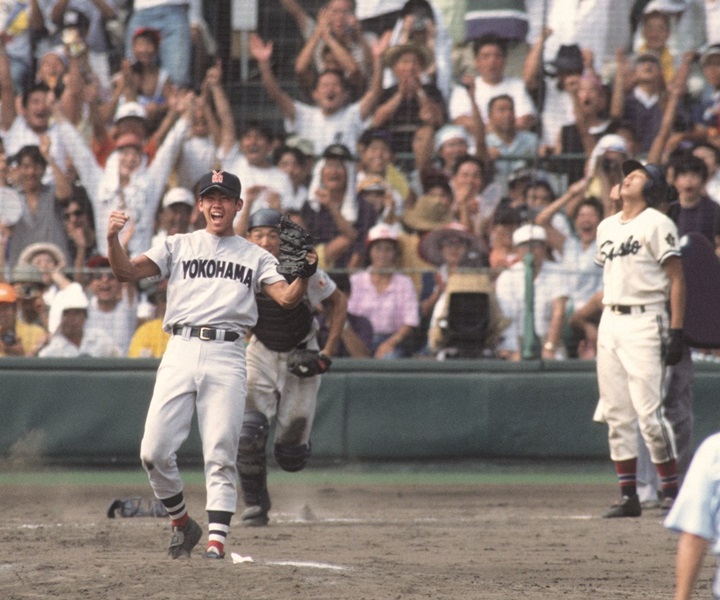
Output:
(107, 496), (168, 518)
(277, 215), (317, 279)
(287, 348), (332, 378)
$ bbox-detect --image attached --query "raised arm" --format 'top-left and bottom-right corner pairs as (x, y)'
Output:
(358, 31), (391, 119)
(107, 210), (162, 282)
(647, 51), (693, 164)
(39, 133), (72, 202)
(250, 33), (296, 121)
(0, 40), (17, 130)
(145, 91), (193, 211)
(609, 48), (629, 120)
(523, 27), (552, 92)
(204, 59), (236, 154)
(535, 177), (589, 252)
(56, 119), (103, 205)
(464, 76), (490, 167)
(280, 0), (310, 36)
(295, 15), (324, 88)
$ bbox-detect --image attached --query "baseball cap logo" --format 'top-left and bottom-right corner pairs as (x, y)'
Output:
(211, 170), (224, 183)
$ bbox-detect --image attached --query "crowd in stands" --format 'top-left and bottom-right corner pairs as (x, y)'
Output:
(1, 0), (720, 361)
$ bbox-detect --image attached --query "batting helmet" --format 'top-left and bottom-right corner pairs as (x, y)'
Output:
(621, 160), (674, 207)
(248, 208), (282, 231)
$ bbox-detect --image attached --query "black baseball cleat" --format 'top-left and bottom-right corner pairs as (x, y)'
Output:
(240, 504), (270, 527)
(603, 494), (642, 518)
(167, 517), (202, 558)
(202, 547), (225, 559)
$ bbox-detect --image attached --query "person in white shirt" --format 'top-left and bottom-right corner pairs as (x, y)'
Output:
(39, 283), (121, 357)
(151, 187), (195, 247)
(84, 255), (137, 354)
(57, 92), (192, 257)
(174, 60), (235, 192)
(247, 31), (386, 157)
(220, 123), (296, 221)
(495, 224), (568, 361)
(449, 34), (537, 134)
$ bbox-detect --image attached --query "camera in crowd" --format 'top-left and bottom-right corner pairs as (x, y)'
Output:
(1, 330), (17, 346)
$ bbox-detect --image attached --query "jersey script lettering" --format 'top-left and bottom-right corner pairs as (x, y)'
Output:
(181, 259), (254, 286)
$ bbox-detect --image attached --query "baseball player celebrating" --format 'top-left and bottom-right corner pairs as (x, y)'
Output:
(594, 160), (686, 518)
(236, 209), (347, 526)
(106, 170), (316, 559)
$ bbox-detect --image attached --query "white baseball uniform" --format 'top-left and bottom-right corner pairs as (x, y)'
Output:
(664, 432), (720, 598)
(245, 268), (337, 447)
(139, 229), (284, 513)
(594, 207), (680, 464)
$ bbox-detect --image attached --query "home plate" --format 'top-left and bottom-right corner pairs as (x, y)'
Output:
(264, 560), (352, 571)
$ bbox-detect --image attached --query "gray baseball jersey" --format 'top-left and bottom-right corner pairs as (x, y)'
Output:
(144, 229), (285, 333)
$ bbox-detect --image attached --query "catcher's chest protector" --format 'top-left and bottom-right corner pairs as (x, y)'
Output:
(253, 293), (313, 351)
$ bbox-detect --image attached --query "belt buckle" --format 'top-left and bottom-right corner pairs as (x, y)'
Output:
(199, 327), (213, 341)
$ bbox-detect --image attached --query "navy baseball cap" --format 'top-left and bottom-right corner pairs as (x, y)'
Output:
(622, 160), (671, 206)
(197, 170), (242, 198)
(622, 159), (664, 185)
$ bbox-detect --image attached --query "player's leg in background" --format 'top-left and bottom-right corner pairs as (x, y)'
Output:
(626, 313), (679, 504)
(663, 348), (695, 484)
(275, 369), (320, 473)
(637, 346), (695, 506)
(237, 339), (281, 526)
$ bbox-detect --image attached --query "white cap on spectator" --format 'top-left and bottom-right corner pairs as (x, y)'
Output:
(434, 125), (470, 153)
(56, 283), (89, 312)
(643, 0), (688, 14)
(512, 224), (547, 247)
(366, 222), (401, 246)
(701, 44), (720, 66)
(114, 102), (147, 123)
(162, 187), (195, 208)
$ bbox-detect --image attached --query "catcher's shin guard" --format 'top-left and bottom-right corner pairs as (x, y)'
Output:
(274, 442), (311, 472)
(237, 411), (271, 512)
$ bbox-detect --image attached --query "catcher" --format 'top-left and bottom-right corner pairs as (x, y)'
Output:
(237, 209), (347, 526)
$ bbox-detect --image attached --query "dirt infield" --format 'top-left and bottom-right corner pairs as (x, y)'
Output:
(0, 469), (713, 599)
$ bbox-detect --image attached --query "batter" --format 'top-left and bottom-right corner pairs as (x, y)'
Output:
(594, 160), (686, 518)
(106, 170), (315, 558)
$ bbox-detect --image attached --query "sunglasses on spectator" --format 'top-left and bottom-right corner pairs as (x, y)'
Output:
(17, 283), (43, 297)
(92, 272), (116, 281)
(63, 209), (84, 220)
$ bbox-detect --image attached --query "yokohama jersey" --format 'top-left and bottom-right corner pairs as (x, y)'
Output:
(595, 207), (680, 306)
(144, 230), (285, 333)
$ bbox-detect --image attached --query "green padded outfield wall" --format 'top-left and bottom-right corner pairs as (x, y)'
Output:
(1, 358), (719, 465)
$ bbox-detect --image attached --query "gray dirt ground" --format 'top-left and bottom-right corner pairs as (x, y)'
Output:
(1, 475), (714, 600)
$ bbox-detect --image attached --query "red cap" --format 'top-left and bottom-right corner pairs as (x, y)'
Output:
(132, 27), (161, 47)
(86, 255), (110, 269)
(115, 133), (143, 150)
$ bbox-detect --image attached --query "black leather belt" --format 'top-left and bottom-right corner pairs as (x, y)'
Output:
(610, 305), (645, 315)
(172, 325), (240, 342)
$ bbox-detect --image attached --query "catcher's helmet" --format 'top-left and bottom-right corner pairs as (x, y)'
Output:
(248, 208), (282, 230)
(621, 160), (675, 207)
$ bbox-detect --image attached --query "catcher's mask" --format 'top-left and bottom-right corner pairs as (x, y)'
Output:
(621, 160), (675, 207)
(248, 208), (282, 231)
